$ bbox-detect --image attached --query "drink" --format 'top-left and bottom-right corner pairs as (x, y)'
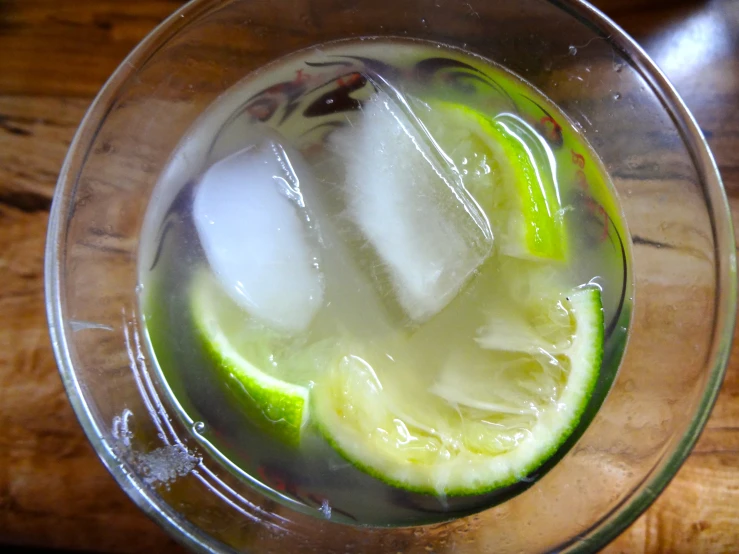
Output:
(139, 38), (631, 526)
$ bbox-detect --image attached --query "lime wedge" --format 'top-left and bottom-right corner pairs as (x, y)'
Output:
(311, 286), (603, 495)
(190, 270), (310, 446)
(416, 100), (566, 261)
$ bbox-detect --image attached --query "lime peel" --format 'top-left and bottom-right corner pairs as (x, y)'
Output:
(417, 100), (567, 262)
(312, 287), (603, 495)
(190, 270), (310, 447)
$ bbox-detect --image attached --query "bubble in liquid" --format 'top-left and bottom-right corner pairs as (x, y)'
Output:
(320, 499), (332, 519)
(613, 92), (622, 101)
(193, 421), (206, 434)
(568, 45), (577, 56)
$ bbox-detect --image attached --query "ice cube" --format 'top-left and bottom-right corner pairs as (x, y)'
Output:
(334, 91), (493, 322)
(193, 141), (324, 334)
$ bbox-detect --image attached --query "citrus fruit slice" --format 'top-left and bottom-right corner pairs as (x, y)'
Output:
(190, 270), (310, 446)
(415, 100), (566, 261)
(311, 286), (603, 495)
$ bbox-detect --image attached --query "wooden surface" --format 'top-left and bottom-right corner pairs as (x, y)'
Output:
(0, 0), (737, 552)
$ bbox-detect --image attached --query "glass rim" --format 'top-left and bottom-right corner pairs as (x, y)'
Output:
(44, 0), (737, 551)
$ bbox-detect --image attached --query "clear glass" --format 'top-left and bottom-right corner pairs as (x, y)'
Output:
(45, 0), (736, 552)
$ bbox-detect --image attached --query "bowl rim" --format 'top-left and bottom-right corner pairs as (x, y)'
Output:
(553, 1), (737, 549)
(45, 0), (737, 552)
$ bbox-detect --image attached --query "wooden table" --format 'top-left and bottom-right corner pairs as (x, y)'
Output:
(0, 0), (736, 551)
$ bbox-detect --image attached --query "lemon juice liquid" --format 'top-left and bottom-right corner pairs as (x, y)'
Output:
(140, 39), (631, 526)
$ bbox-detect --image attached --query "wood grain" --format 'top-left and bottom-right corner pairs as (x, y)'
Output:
(600, 2), (739, 551)
(0, 0), (187, 97)
(0, 0), (737, 552)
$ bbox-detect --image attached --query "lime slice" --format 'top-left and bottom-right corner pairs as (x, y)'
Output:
(416, 100), (566, 261)
(312, 286), (603, 495)
(190, 270), (310, 446)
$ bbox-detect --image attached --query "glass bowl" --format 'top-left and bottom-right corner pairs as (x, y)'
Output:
(45, 0), (736, 552)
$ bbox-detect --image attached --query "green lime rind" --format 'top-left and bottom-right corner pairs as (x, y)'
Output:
(311, 287), (603, 496)
(417, 100), (566, 262)
(490, 114), (566, 261)
(190, 270), (309, 447)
